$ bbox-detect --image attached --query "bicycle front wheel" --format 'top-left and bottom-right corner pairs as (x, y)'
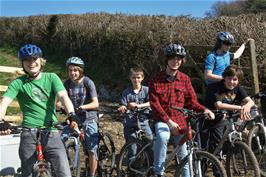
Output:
(226, 141), (260, 177)
(174, 150), (227, 177)
(32, 161), (52, 177)
(247, 124), (266, 177)
(65, 138), (81, 177)
(97, 132), (116, 177)
(117, 139), (152, 177)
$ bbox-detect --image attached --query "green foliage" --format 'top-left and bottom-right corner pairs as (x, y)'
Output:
(246, 0), (266, 13)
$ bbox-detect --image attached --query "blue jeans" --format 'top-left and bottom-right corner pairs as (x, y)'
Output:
(153, 122), (189, 177)
(123, 119), (153, 142)
(61, 120), (99, 160)
(83, 121), (99, 160)
(124, 120), (153, 160)
(19, 130), (71, 177)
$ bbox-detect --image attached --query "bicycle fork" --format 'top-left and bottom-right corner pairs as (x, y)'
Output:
(33, 138), (51, 174)
(254, 123), (266, 152)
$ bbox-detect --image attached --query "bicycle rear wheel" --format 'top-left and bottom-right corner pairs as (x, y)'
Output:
(174, 150), (227, 177)
(65, 138), (81, 177)
(117, 139), (152, 177)
(226, 141), (260, 177)
(97, 132), (116, 177)
(247, 124), (266, 177)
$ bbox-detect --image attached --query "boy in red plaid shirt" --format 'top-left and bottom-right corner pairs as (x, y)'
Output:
(149, 43), (215, 177)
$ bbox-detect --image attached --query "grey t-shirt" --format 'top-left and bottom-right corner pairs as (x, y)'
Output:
(64, 76), (98, 122)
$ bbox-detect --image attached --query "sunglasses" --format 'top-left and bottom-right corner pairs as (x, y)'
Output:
(167, 55), (185, 60)
(223, 42), (232, 46)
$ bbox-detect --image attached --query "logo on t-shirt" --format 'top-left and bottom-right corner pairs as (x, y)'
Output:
(216, 92), (236, 104)
(32, 87), (48, 102)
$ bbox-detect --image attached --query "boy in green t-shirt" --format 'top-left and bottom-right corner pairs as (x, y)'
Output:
(0, 44), (77, 177)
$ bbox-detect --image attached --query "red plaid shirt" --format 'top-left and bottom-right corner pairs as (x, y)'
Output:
(148, 70), (205, 130)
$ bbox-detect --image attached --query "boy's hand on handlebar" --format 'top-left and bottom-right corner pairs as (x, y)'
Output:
(240, 105), (251, 120)
(204, 109), (215, 120)
(118, 105), (127, 113)
(127, 102), (138, 110)
(0, 120), (12, 135)
(167, 119), (181, 136)
(68, 112), (80, 126)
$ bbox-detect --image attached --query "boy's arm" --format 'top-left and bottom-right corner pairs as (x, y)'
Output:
(57, 90), (75, 114)
(0, 96), (14, 134)
(136, 102), (150, 108)
(79, 97), (99, 110)
(204, 70), (223, 82)
(0, 96), (14, 120)
(118, 90), (128, 113)
(128, 101), (150, 109)
(242, 96), (254, 110)
(215, 101), (243, 111)
(233, 39), (252, 59)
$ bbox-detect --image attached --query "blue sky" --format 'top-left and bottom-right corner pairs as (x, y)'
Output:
(0, 0), (233, 18)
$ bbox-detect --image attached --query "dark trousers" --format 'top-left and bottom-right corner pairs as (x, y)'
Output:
(199, 119), (225, 154)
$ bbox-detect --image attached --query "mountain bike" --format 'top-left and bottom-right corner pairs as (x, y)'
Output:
(246, 91), (266, 177)
(208, 110), (260, 177)
(11, 122), (64, 177)
(117, 107), (227, 177)
(61, 114), (116, 177)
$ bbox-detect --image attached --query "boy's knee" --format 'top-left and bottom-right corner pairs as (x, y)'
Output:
(156, 132), (170, 144)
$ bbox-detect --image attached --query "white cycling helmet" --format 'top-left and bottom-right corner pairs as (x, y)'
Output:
(66, 57), (85, 68)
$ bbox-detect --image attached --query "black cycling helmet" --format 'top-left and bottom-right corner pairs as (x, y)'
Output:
(163, 43), (186, 57)
(66, 57), (85, 68)
(217, 32), (235, 44)
(18, 44), (42, 61)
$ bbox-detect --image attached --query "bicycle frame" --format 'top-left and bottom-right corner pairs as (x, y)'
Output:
(212, 118), (243, 156)
(30, 128), (53, 176)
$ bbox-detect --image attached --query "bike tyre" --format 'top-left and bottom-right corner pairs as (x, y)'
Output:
(247, 124), (266, 177)
(65, 138), (81, 177)
(225, 141), (260, 177)
(174, 150), (227, 177)
(117, 139), (152, 177)
(97, 132), (116, 177)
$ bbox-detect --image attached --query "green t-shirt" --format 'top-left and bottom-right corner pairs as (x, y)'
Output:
(3, 72), (65, 127)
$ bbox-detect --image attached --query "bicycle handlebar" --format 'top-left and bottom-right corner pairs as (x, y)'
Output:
(10, 121), (65, 134)
(251, 91), (266, 100)
(125, 107), (151, 114)
(170, 107), (209, 119)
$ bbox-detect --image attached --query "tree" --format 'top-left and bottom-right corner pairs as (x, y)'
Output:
(205, 0), (266, 17)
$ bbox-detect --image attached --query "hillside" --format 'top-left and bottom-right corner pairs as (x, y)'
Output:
(0, 13), (265, 94)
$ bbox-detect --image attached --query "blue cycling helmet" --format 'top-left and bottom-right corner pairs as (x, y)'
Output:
(66, 57), (85, 68)
(18, 44), (42, 61)
(164, 43), (186, 57)
(217, 32), (235, 44)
